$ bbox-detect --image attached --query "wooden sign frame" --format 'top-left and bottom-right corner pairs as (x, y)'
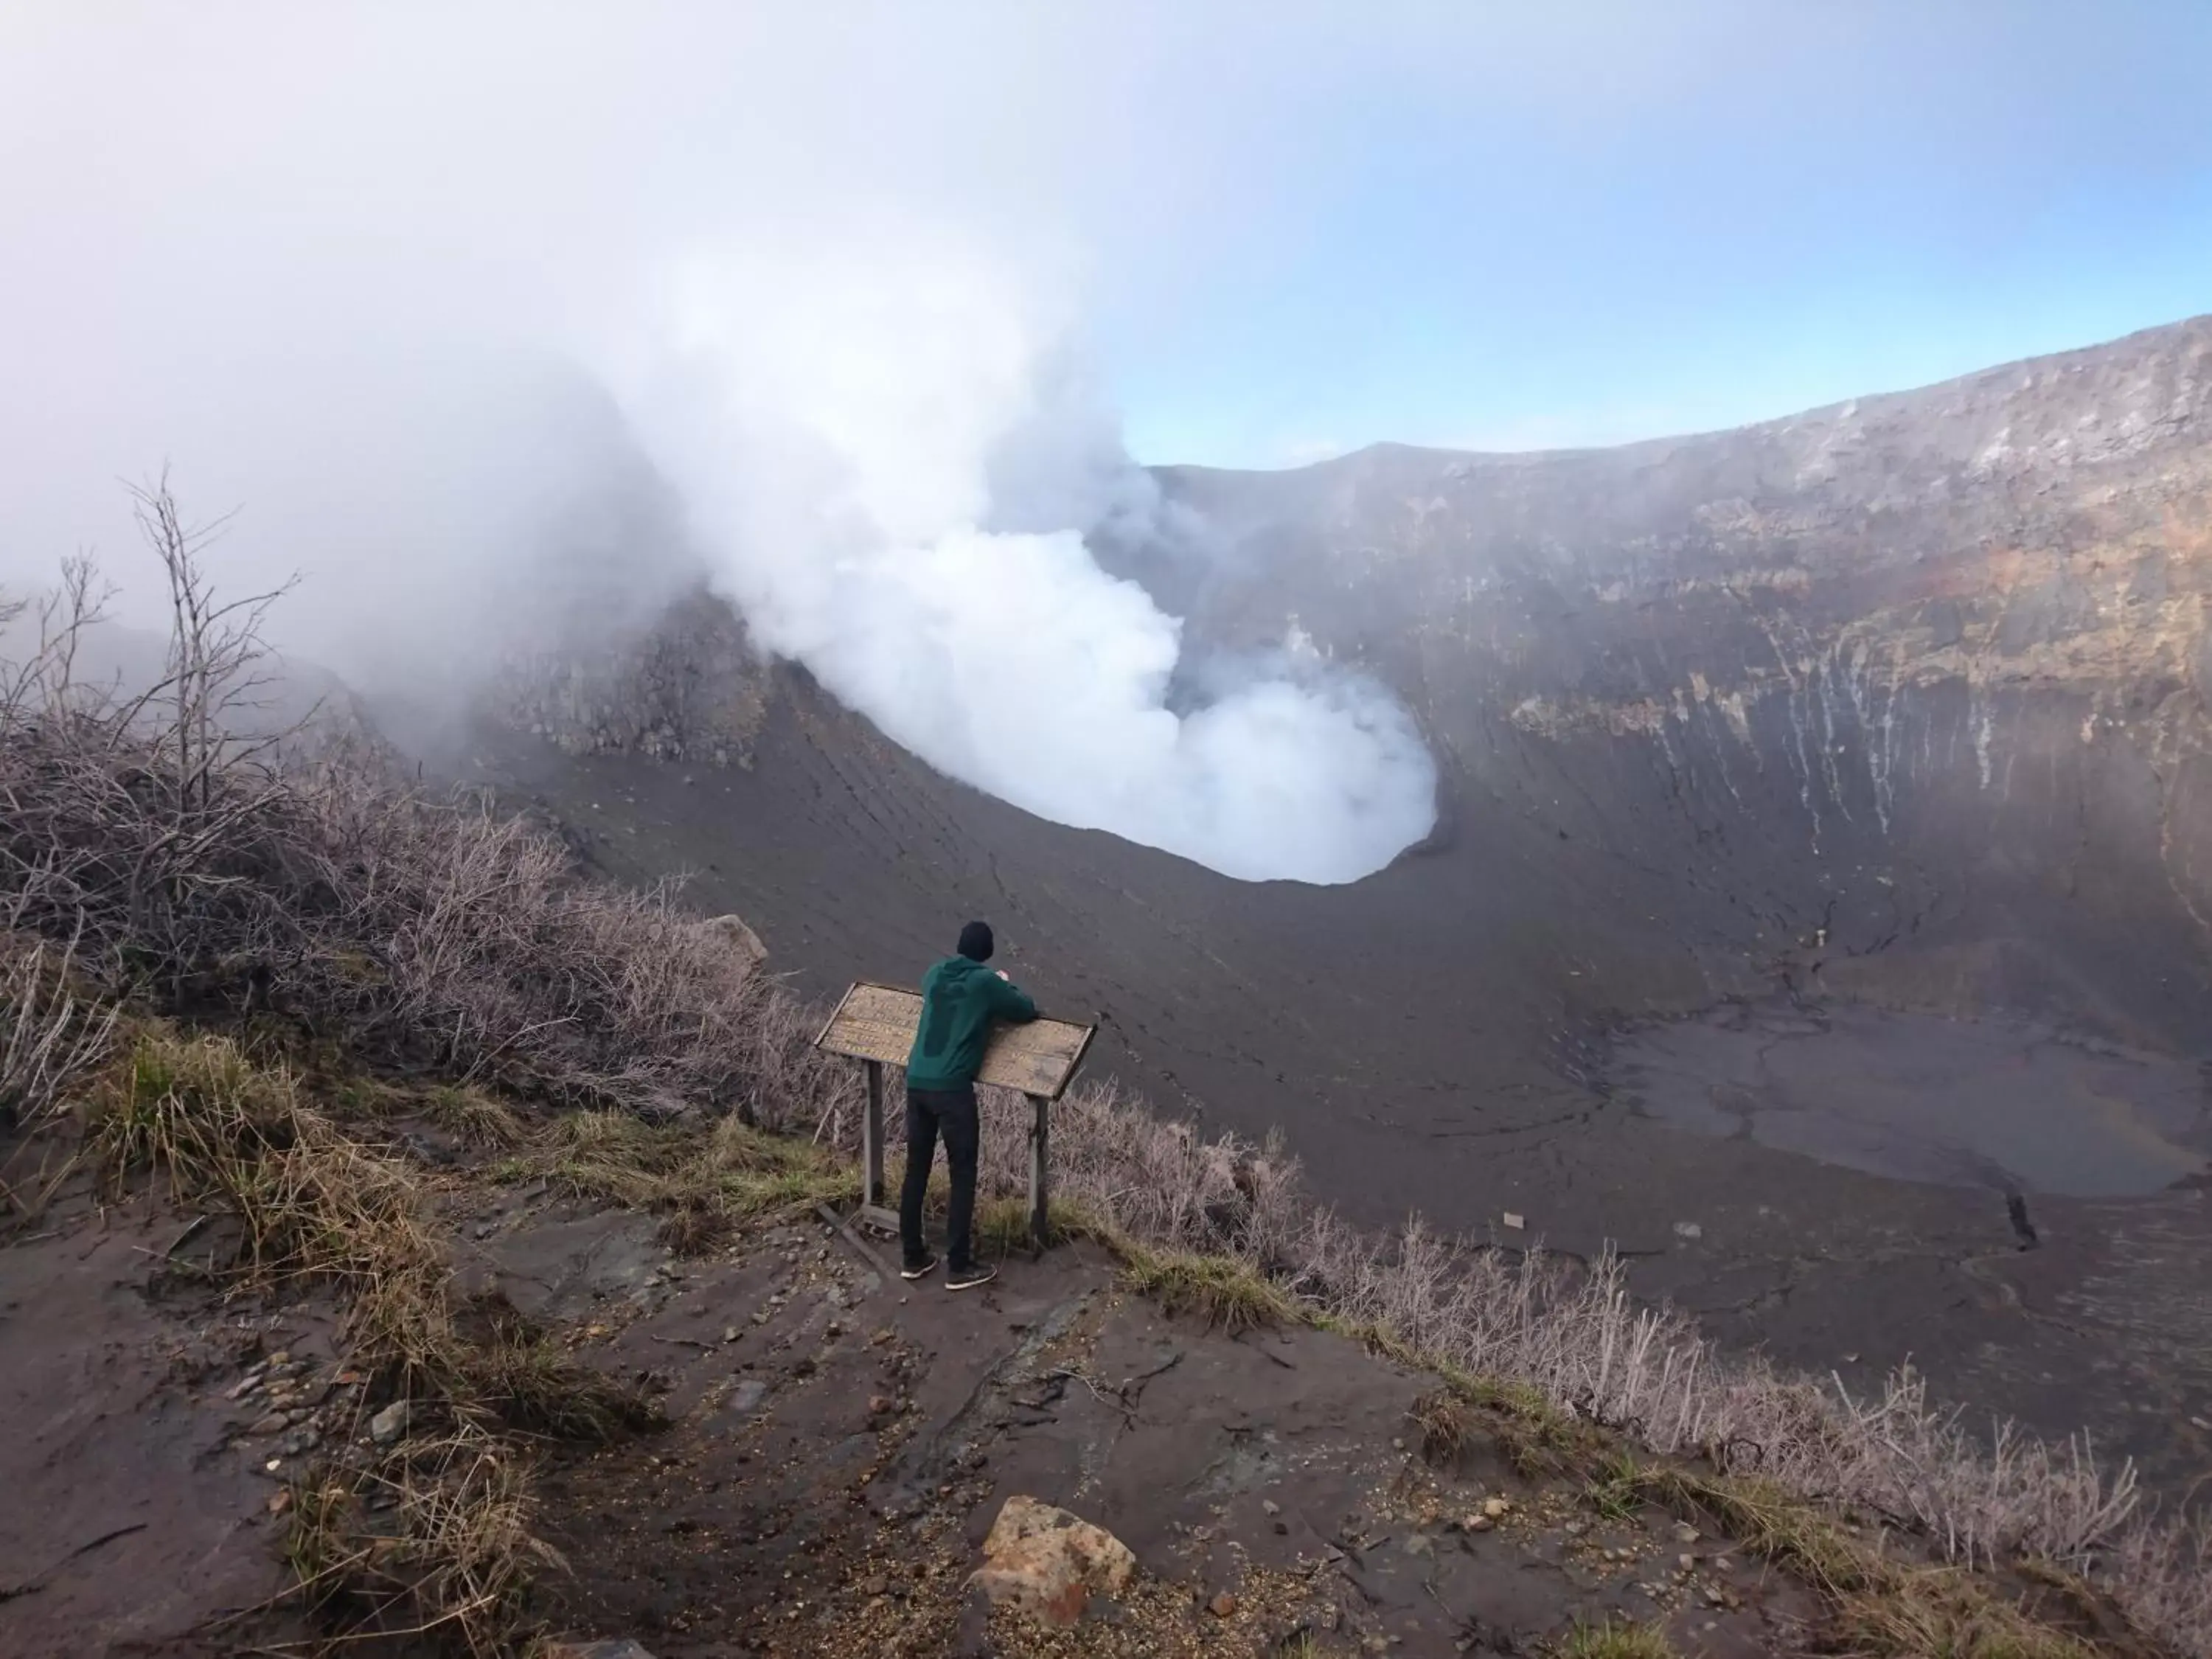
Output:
(813, 981), (1096, 1253)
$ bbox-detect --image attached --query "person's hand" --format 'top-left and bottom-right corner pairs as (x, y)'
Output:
(995, 969), (1009, 981)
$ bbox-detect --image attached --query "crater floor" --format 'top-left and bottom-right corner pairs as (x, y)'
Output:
(1610, 1001), (2212, 1200)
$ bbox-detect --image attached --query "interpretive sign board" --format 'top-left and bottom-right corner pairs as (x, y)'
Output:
(813, 981), (1096, 1252)
(813, 981), (1093, 1099)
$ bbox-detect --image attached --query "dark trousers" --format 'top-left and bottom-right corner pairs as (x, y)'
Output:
(900, 1083), (979, 1272)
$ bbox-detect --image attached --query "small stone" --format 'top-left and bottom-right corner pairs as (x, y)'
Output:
(858, 1573), (889, 1597)
(1714, 1556), (1735, 1573)
(1466, 1514), (1494, 1532)
(1679, 1552), (1698, 1570)
(1672, 1221), (1703, 1241)
(1261, 1499), (1281, 1517)
(369, 1400), (411, 1445)
(266, 1350), (291, 1366)
(1563, 1518), (1588, 1537)
(1673, 1522), (1700, 1543)
(228, 1371), (265, 1400)
(868, 1394), (893, 1414)
(1390, 1436), (1405, 1450)
(246, 1412), (289, 1436)
(268, 1489), (292, 1516)
(1502, 1212), (1526, 1230)
(1209, 1591), (1237, 1618)
(1482, 1497), (1509, 1518)
(723, 1326), (742, 1343)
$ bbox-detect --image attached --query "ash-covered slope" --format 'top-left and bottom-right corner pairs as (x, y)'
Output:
(454, 316), (2212, 1480)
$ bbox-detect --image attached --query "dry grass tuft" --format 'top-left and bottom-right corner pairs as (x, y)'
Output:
(1409, 1388), (1478, 1470)
(1834, 1565), (2104, 1659)
(285, 1422), (563, 1657)
(423, 1084), (526, 1150)
(454, 1297), (663, 1440)
(1552, 1616), (1680, 1658)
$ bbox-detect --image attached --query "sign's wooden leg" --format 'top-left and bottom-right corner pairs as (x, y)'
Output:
(1026, 1092), (1049, 1257)
(863, 1060), (885, 1211)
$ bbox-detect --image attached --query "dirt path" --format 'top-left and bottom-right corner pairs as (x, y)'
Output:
(507, 1209), (1814, 1656)
(0, 1204), (327, 1658)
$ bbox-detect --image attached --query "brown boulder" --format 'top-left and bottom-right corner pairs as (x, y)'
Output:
(968, 1495), (1137, 1628)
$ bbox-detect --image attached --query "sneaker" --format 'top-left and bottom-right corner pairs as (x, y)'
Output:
(900, 1253), (938, 1281)
(944, 1262), (997, 1293)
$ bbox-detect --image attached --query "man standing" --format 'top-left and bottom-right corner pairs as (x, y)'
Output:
(900, 920), (1037, 1290)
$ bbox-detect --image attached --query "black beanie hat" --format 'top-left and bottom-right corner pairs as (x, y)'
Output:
(957, 920), (995, 962)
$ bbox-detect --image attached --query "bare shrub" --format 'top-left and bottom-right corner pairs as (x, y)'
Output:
(0, 933), (119, 1140)
(0, 487), (851, 1127)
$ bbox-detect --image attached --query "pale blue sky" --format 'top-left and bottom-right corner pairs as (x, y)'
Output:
(1097, 2), (2212, 466)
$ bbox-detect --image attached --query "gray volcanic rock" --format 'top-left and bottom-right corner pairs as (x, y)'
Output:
(458, 316), (2212, 1485)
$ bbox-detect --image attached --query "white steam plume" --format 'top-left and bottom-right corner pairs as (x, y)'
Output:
(0, 7), (1440, 886)
(608, 234), (1436, 885)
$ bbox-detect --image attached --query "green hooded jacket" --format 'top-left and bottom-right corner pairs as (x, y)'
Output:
(905, 955), (1038, 1091)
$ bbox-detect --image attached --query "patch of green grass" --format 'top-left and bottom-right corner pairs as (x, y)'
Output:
(973, 1193), (1102, 1256)
(523, 1106), (859, 1248)
(1553, 1616), (1678, 1658)
(1630, 1468), (1869, 1595)
(1402, 1357), (1604, 1480)
(1582, 1448), (1646, 1523)
(1117, 1244), (1299, 1335)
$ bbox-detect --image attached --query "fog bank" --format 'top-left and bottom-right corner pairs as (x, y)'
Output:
(0, 6), (1446, 881)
